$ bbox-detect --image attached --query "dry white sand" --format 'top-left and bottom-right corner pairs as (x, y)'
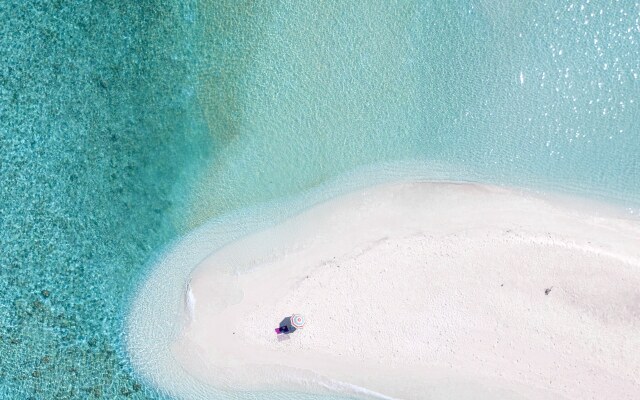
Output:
(144, 182), (640, 399)
(173, 182), (640, 399)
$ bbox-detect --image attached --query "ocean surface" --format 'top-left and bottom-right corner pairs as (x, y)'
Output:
(1, 0), (638, 399)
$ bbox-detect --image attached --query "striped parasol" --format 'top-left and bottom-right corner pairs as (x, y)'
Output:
(290, 314), (305, 329)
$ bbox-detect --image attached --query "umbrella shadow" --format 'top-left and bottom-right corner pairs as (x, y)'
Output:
(277, 316), (297, 335)
(277, 332), (290, 342)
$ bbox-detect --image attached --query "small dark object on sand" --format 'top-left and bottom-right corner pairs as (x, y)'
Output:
(275, 316), (297, 335)
(545, 286), (553, 295)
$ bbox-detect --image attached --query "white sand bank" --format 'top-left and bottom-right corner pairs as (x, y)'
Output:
(170, 182), (640, 399)
(128, 181), (640, 399)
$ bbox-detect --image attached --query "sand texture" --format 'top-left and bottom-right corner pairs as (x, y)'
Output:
(143, 182), (640, 399)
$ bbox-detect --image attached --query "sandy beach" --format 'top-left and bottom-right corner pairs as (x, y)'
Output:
(133, 182), (640, 399)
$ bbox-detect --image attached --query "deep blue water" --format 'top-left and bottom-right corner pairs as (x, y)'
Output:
(1, 1), (639, 399)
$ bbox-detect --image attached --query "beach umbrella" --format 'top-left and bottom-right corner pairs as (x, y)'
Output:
(290, 314), (305, 329)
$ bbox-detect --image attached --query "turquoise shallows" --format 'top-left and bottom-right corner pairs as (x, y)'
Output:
(1, 1), (208, 398)
(185, 0), (639, 227)
(1, 0), (638, 399)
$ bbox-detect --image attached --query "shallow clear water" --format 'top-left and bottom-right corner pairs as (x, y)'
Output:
(1, 0), (638, 399)
(185, 0), (640, 228)
(1, 1), (209, 397)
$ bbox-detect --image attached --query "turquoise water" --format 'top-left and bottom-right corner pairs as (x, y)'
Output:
(1, 1), (209, 397)
(184, 0), (640, 228)
(1, 1), (639, 399)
